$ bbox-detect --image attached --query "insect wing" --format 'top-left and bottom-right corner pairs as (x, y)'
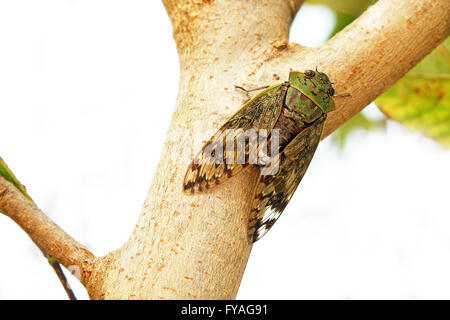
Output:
(249, 116), (325, 242)
(183, 83), (288, 193)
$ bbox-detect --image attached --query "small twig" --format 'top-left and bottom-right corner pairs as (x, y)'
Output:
(46, 256), (77, 300)
(0, 176), (95, 287)
(334, 93), (352, 98)
(234, 85), (270, 94)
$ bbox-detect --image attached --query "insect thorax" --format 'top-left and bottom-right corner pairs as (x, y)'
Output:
(285, 86), (324, 124)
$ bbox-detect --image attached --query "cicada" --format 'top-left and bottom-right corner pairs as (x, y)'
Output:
(183, 70), (336, 242)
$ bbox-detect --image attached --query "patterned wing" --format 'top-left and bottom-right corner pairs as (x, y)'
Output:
(183, 83), (288, 193)
(249, 116), (326, 242)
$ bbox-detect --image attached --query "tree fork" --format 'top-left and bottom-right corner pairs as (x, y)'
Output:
(0, 0), (448, 299)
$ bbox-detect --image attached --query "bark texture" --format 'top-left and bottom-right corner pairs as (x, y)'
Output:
(0, 0), (449, 299)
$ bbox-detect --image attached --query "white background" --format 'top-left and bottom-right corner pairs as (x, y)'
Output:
(1, 1), (449, 299)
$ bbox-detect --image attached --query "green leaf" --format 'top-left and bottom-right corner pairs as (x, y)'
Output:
(329, 10), (358, 38)
(332, 113), (386, 149)
(376, 39), (450, 147)
(306, 0), (376, 16)
(304, 0), (370, 40)
(0, 157), (34, 214)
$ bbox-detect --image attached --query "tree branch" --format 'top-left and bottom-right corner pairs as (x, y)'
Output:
(0, 176), (94, 286)
(261, 0), (450, 138)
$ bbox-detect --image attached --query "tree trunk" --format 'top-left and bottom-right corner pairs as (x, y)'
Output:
(0, 0), (448, 299)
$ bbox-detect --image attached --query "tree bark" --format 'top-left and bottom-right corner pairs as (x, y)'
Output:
(0, 0), (448, 299)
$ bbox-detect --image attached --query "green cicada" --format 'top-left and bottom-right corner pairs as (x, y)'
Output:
(183, 70), (336, 242)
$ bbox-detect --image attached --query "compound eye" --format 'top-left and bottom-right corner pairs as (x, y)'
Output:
(304, 70), (315, 78)
(328, 87), (335, 96)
